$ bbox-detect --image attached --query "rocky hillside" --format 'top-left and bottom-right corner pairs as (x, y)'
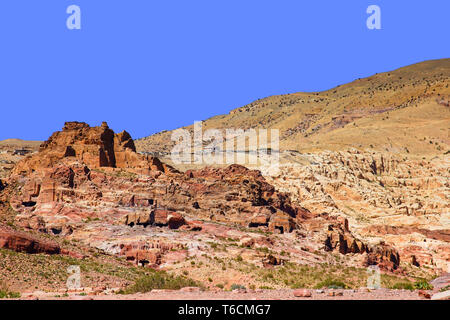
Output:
(0, 60), (448, 299)
(264, 150), (449, 273)
(0, 139), (41, 179)
(136, 59), (449, 157)
(134, 59), (450, 276)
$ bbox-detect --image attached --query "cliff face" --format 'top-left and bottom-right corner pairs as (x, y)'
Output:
(12, 122), (171, 176)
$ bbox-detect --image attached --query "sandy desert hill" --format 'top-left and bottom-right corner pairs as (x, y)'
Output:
(136, 59), (449, 158)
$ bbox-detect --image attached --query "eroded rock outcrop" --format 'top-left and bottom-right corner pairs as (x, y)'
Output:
(325, 220), (367, 255)
(120, 209), (186, 229)
(7, 122), (307, 259)
(364, 242), (401, 271)
(12, 121), (175, 176)
(0, 226), (60, 255)
(265, 149), (449, 272)
(4, 122), (414, 280)
(323, 217), (401, 270)
(119, 240), (185, 268)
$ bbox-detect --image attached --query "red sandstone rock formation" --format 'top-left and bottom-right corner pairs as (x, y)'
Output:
(262, 254), (285, 268)
(12, 121), (176, 176)
(364, 242), (401, 271)
(0, 226), (60, 254)
(119, 240), (185, 268)
(8, 122), (304, 239)
(325, 220), (367, 255)
(324, 217), (401, 270)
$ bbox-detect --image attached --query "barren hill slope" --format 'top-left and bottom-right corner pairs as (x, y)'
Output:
(136, 59), (450, 157)
(0, 139), (42, 178)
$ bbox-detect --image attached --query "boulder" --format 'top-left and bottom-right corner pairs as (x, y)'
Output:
(153, 209), (185, 229)
(324, 223), (367, 254)
(293, 289), (312, 297)
(120, 243), (162, 267)
(262, 254), (285, 267)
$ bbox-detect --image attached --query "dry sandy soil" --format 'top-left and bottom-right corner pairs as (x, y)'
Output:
(15, 288), (432, 300)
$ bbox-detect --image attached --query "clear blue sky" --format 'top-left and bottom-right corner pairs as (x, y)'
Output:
(0, 0), (448, 141)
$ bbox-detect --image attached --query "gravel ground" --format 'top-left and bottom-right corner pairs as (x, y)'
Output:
(15, 288), (430, 300)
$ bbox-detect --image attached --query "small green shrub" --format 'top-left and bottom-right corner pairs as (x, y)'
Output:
(392, 282), (414, 290)
(414, 279), (433, 290)
(439, 285), (450, 292)
(122, 271), (201, 294)
(259, 286), (273, 290)
(314, 278), (348, 289)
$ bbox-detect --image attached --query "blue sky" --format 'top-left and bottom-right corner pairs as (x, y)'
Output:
(0, 0), (448, 140)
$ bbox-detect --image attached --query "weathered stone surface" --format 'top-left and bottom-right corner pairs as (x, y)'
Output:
(430, 273), (450, 291)
(418, 290), (431, 299)
(179, 287), (201, 292)
(119, 240), (184, 268)
(364, 242), (401, 271)
(265, 149), (449, 272)
(5, 121), (442, 294)
(239, 237), (255, 248)
(9, 124), (304, 238)
(168, 213), (186, 230)
(262, 254), (285, 268)
(268, 211), (296, 234)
